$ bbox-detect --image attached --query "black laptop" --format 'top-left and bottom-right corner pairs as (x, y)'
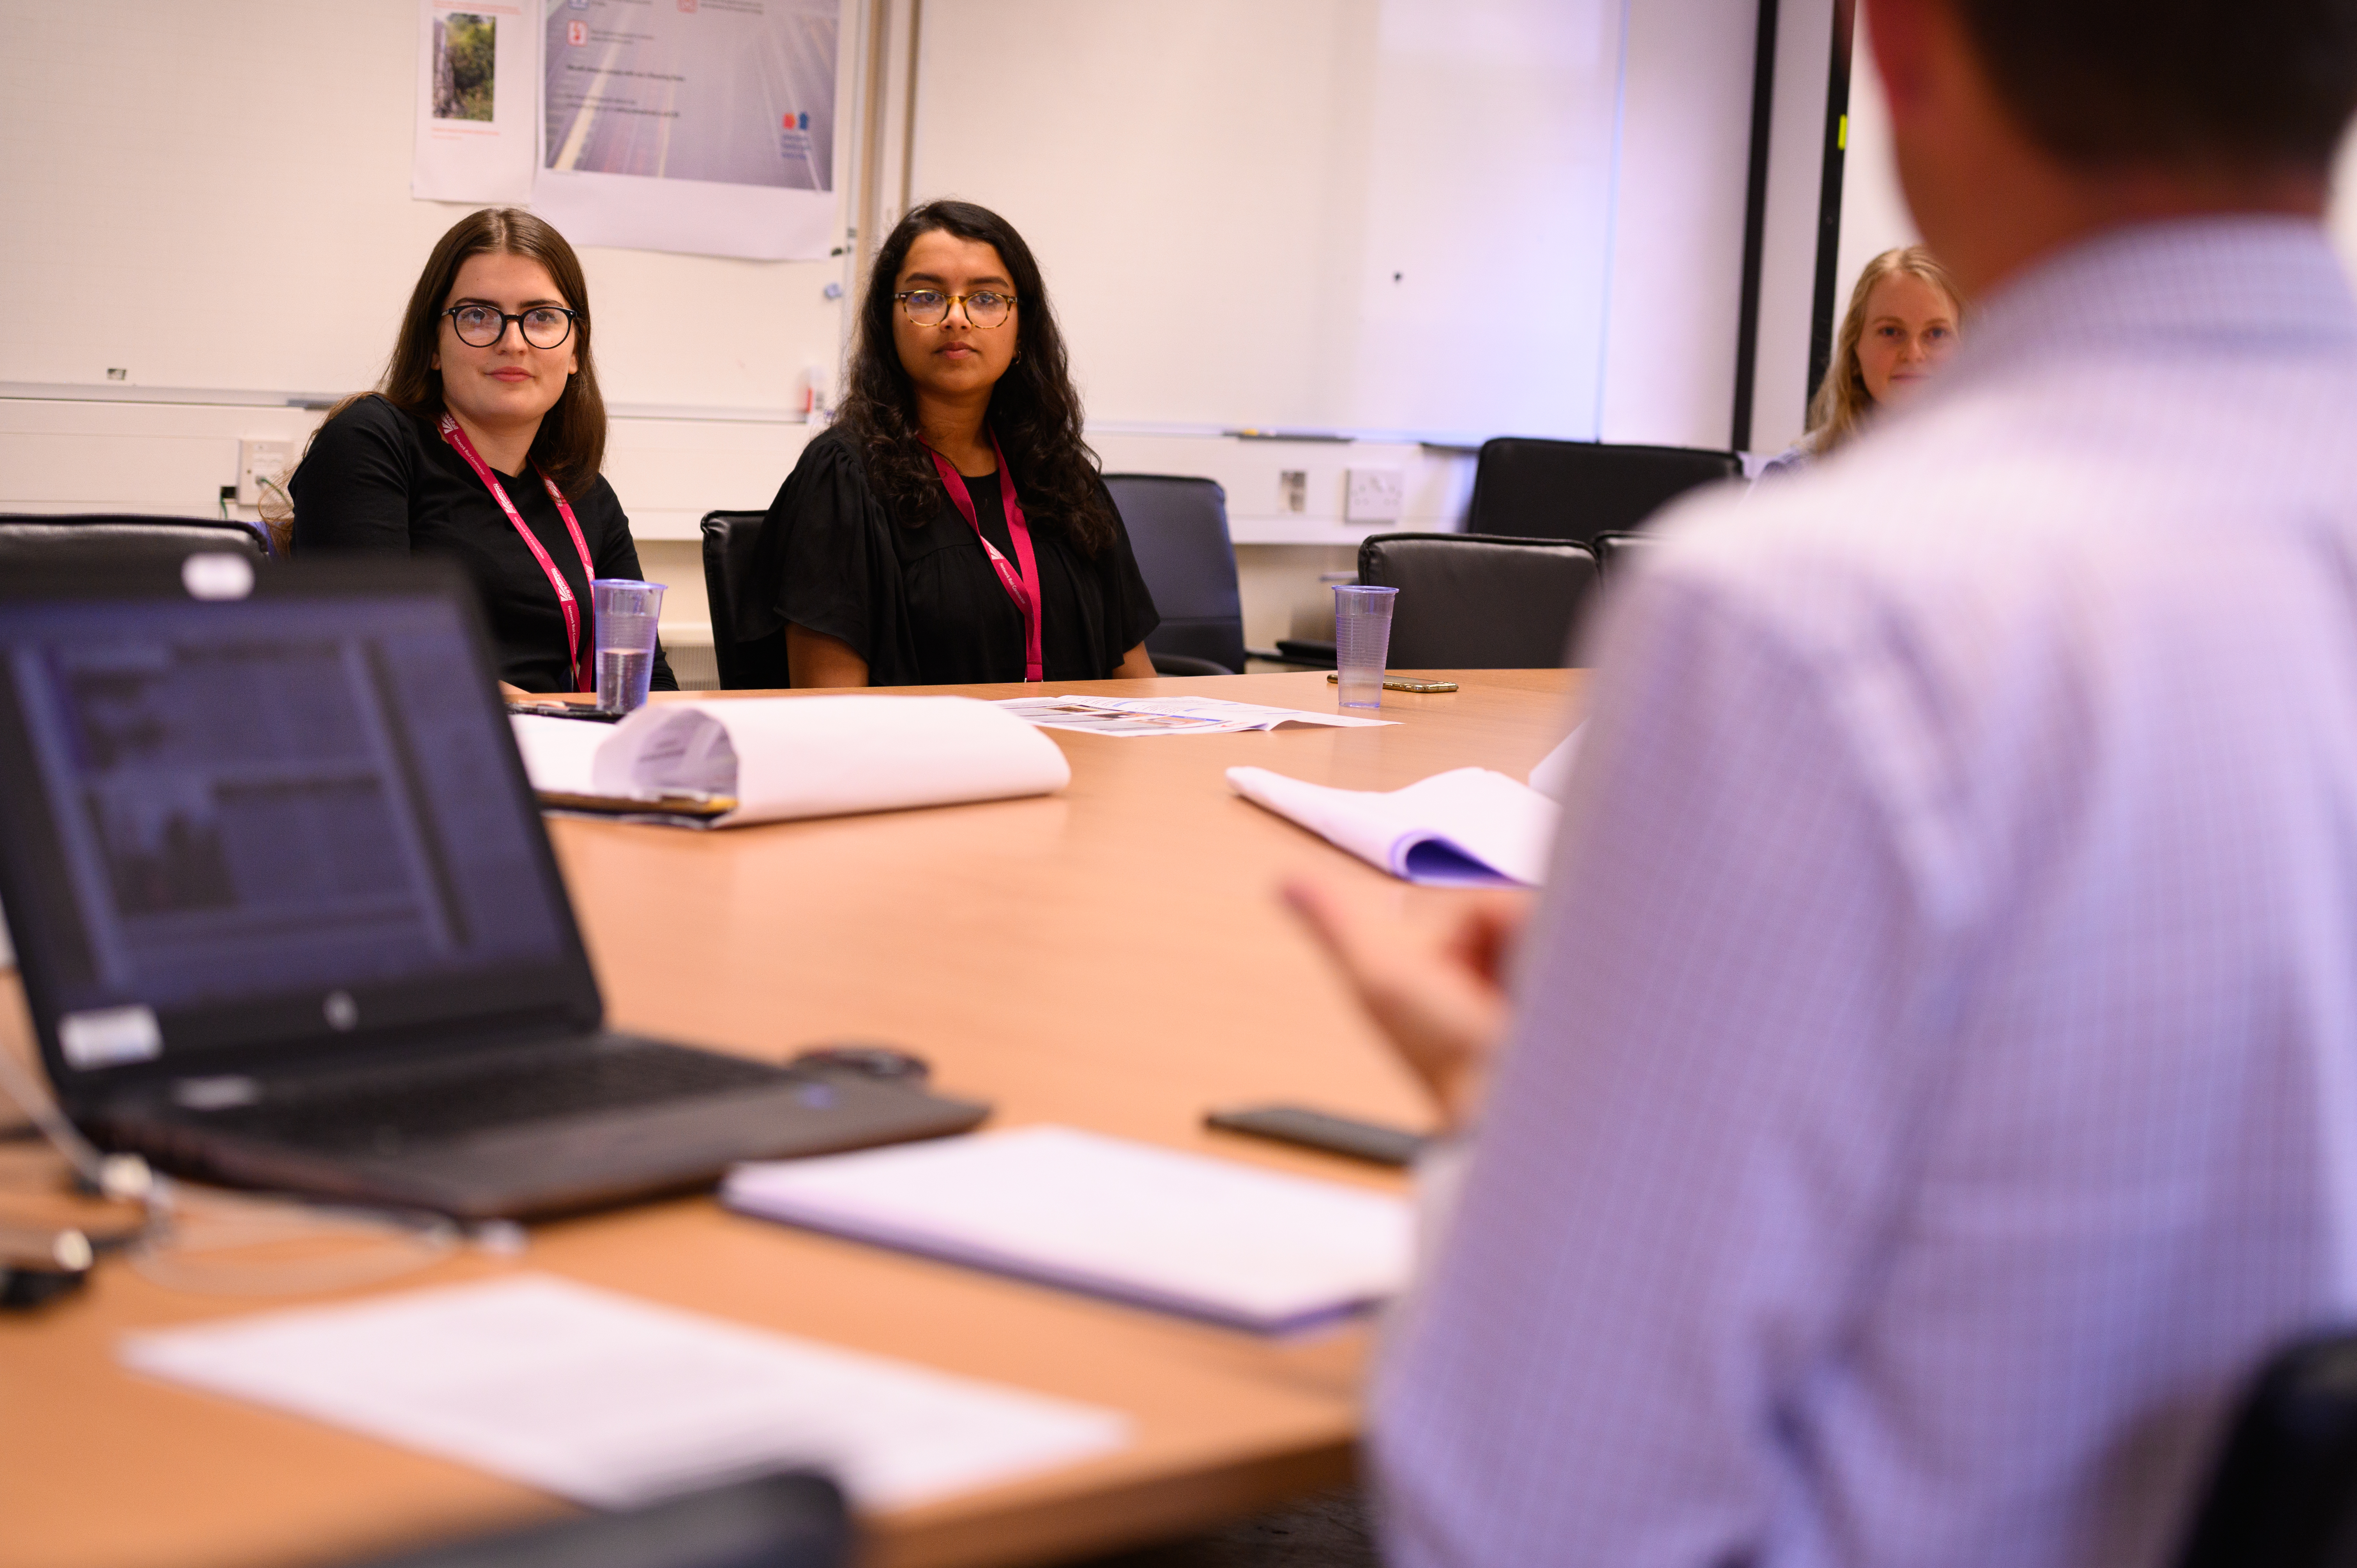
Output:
(0, 551), (987, 1219)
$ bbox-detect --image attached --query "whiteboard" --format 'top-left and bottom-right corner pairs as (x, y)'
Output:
(905, 0), (1624, 441)
(0, 0), (848, 412)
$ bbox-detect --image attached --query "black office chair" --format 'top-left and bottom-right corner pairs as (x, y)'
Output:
(1146, 653), (1236, 678)
(1591, 530), (1663, 581)
(1103, 474), (1247, 676)
(348, 1472), (850, 1568)
(1465, 438), (1741, 546)
(699, 509), (793, 690)
(2175, 1330), (2357, 1568)
(1356, 533), (1599, 669)
(0, 513), (270, 566)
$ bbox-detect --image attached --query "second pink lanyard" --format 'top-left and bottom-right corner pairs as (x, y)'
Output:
(930, 437), (1044, 682)
(439, 414), (597, 693)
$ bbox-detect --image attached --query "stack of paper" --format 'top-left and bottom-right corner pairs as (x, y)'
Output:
(511, 696), (1071, 827)
(996, 694), (1394, 736)
(1227, 765), (1558, 885)
(121, 1274), (1128, 1510)
(724, 1125), (1413, 1333)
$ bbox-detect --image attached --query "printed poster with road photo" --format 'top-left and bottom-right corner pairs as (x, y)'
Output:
(531, 0), (841, 261)
(413, 0), (537, 203)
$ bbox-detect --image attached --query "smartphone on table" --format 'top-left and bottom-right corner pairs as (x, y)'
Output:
(1204, 1104), (1428, 1167)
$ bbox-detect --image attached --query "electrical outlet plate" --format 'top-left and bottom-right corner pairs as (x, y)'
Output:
(236, 440), (293, 507)
(1345, 466), (1404, 524)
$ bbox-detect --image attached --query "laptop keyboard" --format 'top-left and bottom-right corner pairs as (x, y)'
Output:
(195, 1040), (796, 1153)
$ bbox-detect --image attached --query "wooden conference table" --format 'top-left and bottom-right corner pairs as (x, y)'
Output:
(0, 668), (1581, 1568)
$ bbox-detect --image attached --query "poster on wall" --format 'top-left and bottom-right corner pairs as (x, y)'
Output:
(412, 0), (539, 203)
(529, 0), (840, 261)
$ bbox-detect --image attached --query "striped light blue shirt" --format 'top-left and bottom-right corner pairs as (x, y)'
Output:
(1373, 217), (2357, 1568)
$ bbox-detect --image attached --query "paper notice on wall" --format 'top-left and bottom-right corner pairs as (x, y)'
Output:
(531, 0), (841, 261)
(413, 1), (539, 203)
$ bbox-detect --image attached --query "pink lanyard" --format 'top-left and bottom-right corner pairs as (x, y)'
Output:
(438, 414), (597, 693)
(930, 437), (1044, 682)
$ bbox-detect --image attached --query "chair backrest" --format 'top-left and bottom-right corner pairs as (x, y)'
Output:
(2175, 1331), (2357, 1568)
(0, 513), (269, 567)
(1591, 530), (1664, 580)
(1357, 533), (1599, 669)
(348, 1471), (849, 1568)
(699, 510), (792, 690)
(1102, 474), (1246, 675)
(1466, 438), (1742, 545)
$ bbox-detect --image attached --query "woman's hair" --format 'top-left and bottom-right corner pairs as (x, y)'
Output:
(1803, 245), (1966, 457)
(271, 208), (606, 551)
(834, 199), (1114, 555)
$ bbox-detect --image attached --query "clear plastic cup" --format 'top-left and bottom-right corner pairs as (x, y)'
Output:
(1332, 584), (1399, 708)
(591, 579), (666, 714)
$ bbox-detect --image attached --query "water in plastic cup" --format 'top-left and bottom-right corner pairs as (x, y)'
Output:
(1332, 584), (1399, 708)
(592, 578), (666, 714)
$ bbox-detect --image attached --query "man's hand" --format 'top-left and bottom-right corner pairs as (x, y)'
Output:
(1283, 878), (1533, 1133)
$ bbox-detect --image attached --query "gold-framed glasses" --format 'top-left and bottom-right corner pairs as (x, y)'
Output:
(895, 289), (1015, 328)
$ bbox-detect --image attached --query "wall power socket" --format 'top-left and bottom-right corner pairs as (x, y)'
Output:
(1344, 465), (1404, 524)
(236, 439), (294, 507)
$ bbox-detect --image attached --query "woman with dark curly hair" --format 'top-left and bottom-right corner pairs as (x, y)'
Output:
(745, 200), (1158, 686)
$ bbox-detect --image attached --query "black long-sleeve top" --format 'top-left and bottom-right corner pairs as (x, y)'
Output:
(742, 424), (1157, 686)
(288, 395), (677, 694)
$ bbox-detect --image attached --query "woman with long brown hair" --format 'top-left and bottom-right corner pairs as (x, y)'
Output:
(1760, 245), (1965, 477)
(743, 199), (1157, 686)
(288, 207), (673, 692)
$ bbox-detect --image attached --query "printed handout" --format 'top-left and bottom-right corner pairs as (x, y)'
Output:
(996, 694), (1394, 737)
(122, 1274), (1128, 1511)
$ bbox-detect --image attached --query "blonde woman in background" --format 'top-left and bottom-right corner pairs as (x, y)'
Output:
(1758, 245), (1965, 478)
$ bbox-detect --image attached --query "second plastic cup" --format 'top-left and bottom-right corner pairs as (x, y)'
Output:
(592, 578), (666, 714)
(1332, 584), (1399, 708)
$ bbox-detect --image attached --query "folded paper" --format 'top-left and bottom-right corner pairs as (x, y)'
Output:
(1227, 765), (1557, 885)
(512, 697), (1070, 827)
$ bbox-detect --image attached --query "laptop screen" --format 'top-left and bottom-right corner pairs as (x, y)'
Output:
(0, 562), (594, 1084)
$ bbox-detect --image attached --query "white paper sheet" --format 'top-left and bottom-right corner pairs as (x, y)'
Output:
(509, 696), (1070, 826)
(1226, 765), (1558, 886)
(510, 712), (613, 790)
(996, 694), (1394, 737)
(1527, 723), (1584, 800)
(724, 1125), (1413, 1333)
(413, 1), (538, 203)
(121, 1274), (1127, 1511)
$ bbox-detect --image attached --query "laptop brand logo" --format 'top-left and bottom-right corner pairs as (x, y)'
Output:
(324, 991), (359, 1031)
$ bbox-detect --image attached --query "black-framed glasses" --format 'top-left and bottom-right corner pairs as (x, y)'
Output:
(894, 289), (1015, 328)
(444, 304), (578, 349)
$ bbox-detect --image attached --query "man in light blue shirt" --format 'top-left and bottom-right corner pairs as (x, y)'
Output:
(1291, 0), (2357, 1563)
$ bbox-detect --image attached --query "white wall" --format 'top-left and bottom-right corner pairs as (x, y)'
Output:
(1833, 11), (1921, 308)
(1745, 0), (1835, 454)
(1837, 18), (2357, 317)
(907, 0), (1625, 443)
(1597, 0), (1760, 447)
(0, 0), (850, 408)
